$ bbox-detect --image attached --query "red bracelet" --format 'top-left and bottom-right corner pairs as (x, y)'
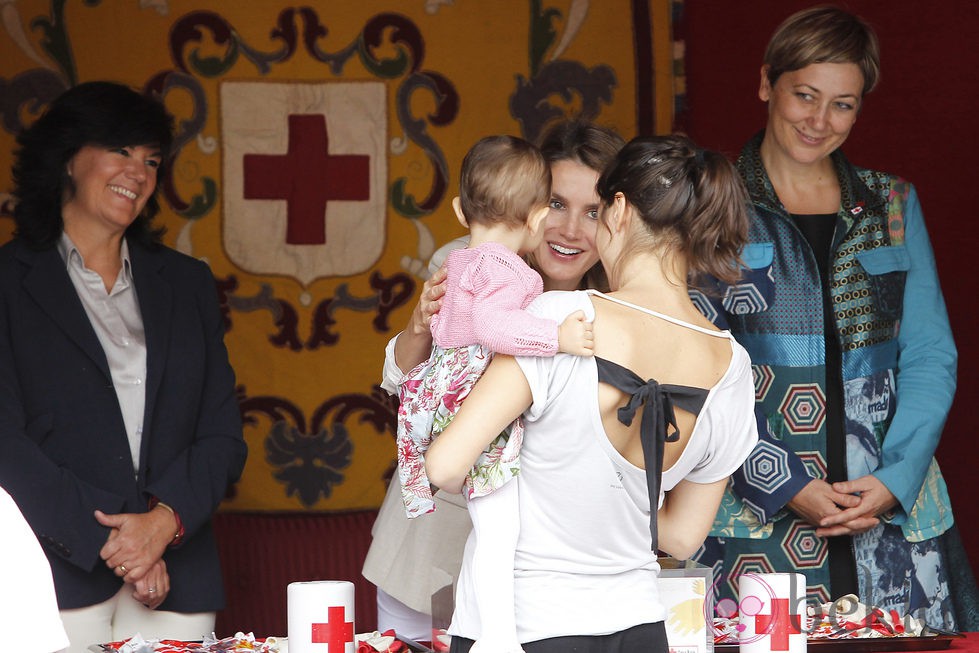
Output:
(149, 497), (185, 546)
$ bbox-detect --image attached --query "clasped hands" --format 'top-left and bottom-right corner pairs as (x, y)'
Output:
(788, 474), (898, 537)
(95, 505), (177, 610)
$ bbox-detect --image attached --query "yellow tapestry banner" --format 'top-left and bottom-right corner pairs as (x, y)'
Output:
(0, 0), (679, 511)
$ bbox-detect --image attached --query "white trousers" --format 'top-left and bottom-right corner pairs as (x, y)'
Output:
(59, 585), (215, 653)
(375, 482), (520, 647)
(376, 588), (433, 642)
(466, 480), (521, 650)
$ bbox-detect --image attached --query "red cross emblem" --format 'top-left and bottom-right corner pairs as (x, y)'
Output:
(243, 113), (370, 245)
(221, 81), (386, 283)
(310, 605), (354, 652)
(754, 598), (802, 651)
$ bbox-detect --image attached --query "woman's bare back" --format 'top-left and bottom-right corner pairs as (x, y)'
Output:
(587, 290), (733, 470)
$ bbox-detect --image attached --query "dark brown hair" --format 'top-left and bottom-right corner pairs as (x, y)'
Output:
(596, 135), (749, 285)
(458, 135), (550, 227)
(764, 5), (880, 96)
(537, 120), (624, 175)
(533, 120), (625, 292)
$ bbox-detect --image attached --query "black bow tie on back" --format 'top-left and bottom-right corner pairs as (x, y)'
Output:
(595, 357), (709, 551)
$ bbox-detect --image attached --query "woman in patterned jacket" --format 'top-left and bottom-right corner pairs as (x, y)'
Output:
(693, 5), (977, 630)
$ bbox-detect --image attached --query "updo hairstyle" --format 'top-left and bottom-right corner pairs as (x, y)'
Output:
(595, 134), (749, 286)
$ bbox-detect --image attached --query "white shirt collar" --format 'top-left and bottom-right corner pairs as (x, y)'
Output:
(57, 232), (133, 280)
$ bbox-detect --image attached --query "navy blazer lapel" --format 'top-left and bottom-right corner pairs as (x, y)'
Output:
(17, 243), (113, 382)
(129, 240), (172, 444)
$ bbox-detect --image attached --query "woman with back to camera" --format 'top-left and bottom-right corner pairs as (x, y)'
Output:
(0, 81), (246, 651)
(362, 120), (623, 640)
(426, 134), (759, 652)
(693, 5), (977, 629)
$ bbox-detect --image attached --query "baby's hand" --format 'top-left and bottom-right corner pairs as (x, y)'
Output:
(557, 310), (594, 357)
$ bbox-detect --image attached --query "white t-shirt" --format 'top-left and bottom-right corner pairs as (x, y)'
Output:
(450, 290), (758, 642)
(0, 487), (70, 653)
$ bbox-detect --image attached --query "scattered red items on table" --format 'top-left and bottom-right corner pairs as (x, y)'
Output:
(98, 629), (435, 653)
(357, 629), (409, 653)
(94, 632), (280, 652)
(712, 594), (927, 645)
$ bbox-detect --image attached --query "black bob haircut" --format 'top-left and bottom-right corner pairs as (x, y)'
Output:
(12, 80), (174, 249)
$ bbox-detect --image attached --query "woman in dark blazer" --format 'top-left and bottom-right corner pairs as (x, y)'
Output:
(0, 81), (247, 651)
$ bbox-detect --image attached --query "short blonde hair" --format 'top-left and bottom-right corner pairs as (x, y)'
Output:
(458, 135), (550, 227)
(764, 5), (880, 96)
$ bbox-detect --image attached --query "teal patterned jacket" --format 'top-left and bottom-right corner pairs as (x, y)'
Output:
(695, 133), (957, 543)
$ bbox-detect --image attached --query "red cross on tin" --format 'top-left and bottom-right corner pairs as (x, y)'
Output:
(754, 598), (802, 651)
(310, 605), (354, 653)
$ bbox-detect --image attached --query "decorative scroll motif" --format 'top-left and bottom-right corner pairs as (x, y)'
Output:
(239, 384), (398, 508)
(0, 69), (67, 136)
(166, 9), (458, 222)
(218, 272), (414, 352)
(511, 0), (617, 144)
(216, 267), (409, 506)
(143, 71), (215, 220)
(28, 0), (92, 86)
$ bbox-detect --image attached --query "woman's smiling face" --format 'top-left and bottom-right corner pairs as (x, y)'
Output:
(760, 61), (863, 167)
(62, 144), (160, 237)
(533, 158), (602, 291)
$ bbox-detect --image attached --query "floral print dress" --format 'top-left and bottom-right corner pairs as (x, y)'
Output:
(397, 343), (523, 518)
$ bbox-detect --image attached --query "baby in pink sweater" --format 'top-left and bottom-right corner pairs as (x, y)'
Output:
(397, 135), (593, 653)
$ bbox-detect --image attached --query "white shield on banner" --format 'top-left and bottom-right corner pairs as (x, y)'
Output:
(221, 81), (387, 286)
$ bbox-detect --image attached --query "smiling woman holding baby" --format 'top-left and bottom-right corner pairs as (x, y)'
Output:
(363, 120), (625, 641)
(426, 134), (759, 651)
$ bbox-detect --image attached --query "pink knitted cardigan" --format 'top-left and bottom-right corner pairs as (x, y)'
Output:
(430, 242), (558, 355)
